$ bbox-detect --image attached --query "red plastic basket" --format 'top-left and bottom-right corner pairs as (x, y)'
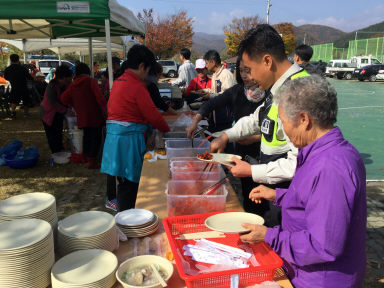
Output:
(163, 211), (283, 288)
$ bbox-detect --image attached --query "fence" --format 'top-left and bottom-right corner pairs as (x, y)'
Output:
(311, 43), (333, 62)
(347, 37), (384, 62)
(311, 36), (384, 62)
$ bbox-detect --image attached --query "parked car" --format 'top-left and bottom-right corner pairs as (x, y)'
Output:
(353, 64), (384, 82)
(157, 60), (178, 78)
(38, 60), (75, 75)
(376, 70), (384, 80)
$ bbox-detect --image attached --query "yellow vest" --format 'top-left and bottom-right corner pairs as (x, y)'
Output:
(261, 69), (311, 148)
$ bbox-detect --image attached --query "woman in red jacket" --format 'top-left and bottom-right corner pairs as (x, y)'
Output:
(61, 62), (107, 169)
(101, 45), (170, 211)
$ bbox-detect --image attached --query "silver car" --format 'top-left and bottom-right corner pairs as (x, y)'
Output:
(157, 60), (178, 78)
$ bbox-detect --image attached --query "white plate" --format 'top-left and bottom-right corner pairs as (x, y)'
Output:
(0, 192), (55, 217)
(58, 211), (115, 238)
(205, 212), (264, 233)
(51, 249), (118, 285)
(197, 153), (242, 165)
(0, 219), (52, 250)
(115, 209), (154, 226)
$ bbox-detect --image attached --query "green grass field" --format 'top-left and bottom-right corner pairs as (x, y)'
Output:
(329, 79), (384, 180)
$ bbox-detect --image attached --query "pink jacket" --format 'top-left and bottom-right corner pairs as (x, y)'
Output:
(40, 81), (67, 126)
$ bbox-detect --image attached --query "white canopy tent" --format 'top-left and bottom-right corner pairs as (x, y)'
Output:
(0, 38), (124, 62)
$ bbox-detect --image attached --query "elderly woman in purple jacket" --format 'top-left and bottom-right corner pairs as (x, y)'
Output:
(240, 75), (366, 288)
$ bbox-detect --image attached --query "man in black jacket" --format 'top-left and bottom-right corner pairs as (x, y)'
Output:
(293, 44), (323, 75)
(4, 54), (33, 118)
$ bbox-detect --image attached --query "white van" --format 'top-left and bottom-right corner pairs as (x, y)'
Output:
(325, 60), (351, 75)
(38, 60), (75, 75)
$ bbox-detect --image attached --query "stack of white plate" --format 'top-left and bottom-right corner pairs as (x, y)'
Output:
(0, 218), (54, 288)
(51, 249), (118, 288)
(115, 209), (159, 238)
(0, 192), (58, 230)
(57, 211), (117, 256)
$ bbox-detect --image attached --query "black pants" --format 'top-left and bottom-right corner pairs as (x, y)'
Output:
(83, 127), (102, 158)
(106, 175), (117, 201)
(106, 175), (139, 211)
(43, 113), (64, 154)
(116, 177), (139, 212)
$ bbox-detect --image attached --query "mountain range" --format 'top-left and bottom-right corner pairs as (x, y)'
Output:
(192, 21), (384, 55)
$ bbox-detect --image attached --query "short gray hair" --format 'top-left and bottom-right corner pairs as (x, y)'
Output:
(277, 75), (338, 128)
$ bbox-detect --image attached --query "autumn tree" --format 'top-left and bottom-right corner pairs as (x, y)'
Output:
(137, 9), (194, 59)
(224, 16), (264, 56)
(274, 22), (296, 55)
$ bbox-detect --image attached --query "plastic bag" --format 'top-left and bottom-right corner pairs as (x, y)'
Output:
(0, 140), (23, 165)
(248, 281), (282, 288)
(171, 114), (193, 130)
(13, 146), (40, 160)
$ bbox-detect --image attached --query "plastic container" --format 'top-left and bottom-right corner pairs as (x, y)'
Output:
(170, 161), (220, 181)
(165, 139), (210, 168)
(163, 212), (283, 288)
(4, 146), (40, 169)
(166, 180), (228, 217)
(52, 151), (71, 164)
(68, 127), (83, 154)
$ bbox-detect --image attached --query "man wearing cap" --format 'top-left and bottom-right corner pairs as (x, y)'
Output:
(184, 59), (211, 100)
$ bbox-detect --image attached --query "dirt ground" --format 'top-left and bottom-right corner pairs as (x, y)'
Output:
(0, 106), (383, 287)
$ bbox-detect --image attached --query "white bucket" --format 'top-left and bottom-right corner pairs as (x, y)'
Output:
(68, 128), (83, 154)
(65, 116), (77, 130)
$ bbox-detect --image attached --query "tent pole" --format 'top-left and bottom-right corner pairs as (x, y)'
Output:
(89, 37), (94, 77)
(105, 19), (113, 91)
(123, 44), (127, 61)
(22, 39), (26, 63)
(58, 47), (62, 65)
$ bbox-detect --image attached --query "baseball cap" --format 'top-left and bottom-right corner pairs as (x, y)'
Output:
(195, 59), (206, 69)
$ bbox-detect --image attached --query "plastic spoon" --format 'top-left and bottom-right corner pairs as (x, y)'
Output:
(150, 263), (167, 287)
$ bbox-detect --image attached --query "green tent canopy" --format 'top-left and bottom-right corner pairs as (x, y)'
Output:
(0, 0), (144, 86)
(0, 0), (145, 39)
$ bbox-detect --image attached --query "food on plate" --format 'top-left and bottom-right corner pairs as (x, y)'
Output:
(122, 264), (168, 286)
(197, 152), (213, 160)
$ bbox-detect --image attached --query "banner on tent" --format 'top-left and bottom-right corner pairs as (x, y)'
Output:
(57, 1), (90, 13)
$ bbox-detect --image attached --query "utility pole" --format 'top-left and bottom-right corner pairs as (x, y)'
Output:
(303, 33), (306, 45)
(266, 0), (272, 24)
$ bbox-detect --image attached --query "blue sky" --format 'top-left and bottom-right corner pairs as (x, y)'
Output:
(119, 0), (384, 35)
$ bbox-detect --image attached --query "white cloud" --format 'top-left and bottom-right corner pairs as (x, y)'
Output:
(293, 5), (384, 32)
(194, 9), (253, 34)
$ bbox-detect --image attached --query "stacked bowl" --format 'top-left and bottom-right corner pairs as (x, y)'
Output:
(0, 218), (54, 288)
(0, 192), (58, 229)
(57, 211), (117, 256)
(115, 209), (159, 238)
(51, 249), (118, 288)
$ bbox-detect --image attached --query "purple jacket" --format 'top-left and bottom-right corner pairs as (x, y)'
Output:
(265, 127), (366, 288)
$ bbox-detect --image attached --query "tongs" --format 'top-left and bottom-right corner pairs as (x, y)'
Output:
(199, 176), (229, 195)
(191, 126), (206, 147)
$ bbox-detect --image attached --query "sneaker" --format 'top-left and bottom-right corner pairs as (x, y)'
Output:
(105, 199), (118, 212)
